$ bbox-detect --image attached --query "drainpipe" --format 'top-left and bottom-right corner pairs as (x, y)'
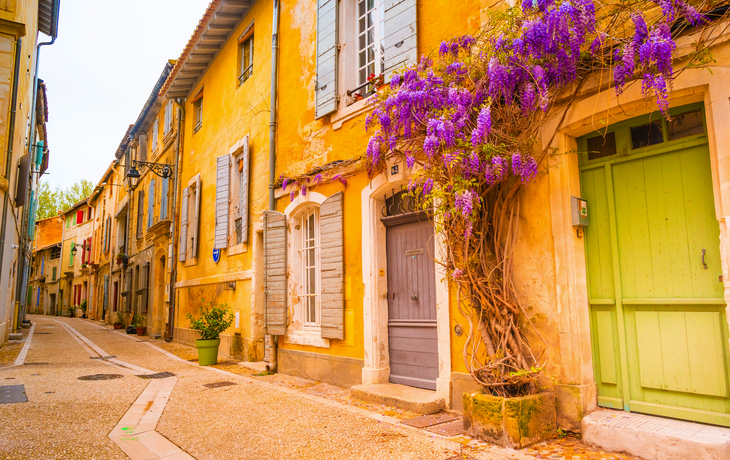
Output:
(166, 100), (185, 342)
(267, 0), (281, 370)
(0, 38), (21, 332)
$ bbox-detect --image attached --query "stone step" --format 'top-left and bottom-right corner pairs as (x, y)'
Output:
(351, 383), (444, 414)
(582, 409), (730, 460)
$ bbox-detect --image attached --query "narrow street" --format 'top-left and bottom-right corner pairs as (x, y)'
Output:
(0, 316), (502, 460)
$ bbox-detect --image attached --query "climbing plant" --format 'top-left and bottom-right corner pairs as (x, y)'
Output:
(364, 0), (727, 396)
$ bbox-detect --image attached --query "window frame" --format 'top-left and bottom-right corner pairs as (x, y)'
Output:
(298, 206), (321, 333)
(193, 98), (203, 133)
(238, 34), (254, 85)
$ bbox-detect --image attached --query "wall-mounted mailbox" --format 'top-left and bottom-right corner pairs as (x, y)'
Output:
(571, 197), (588, 228)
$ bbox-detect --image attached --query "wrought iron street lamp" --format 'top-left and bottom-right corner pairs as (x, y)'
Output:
(125, 160), (172, 189)
(70, 241), (90, 256)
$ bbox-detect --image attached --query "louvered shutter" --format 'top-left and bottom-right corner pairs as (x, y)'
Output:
(383, 0), (418, 81)
(161, 177), (169, 220)
(125, 269), (132, 293)
(136, 190), (144, 237)
(107, 217), (111, 252)
(103, 275), (109, 308)
(192, 175), (201, 258)
(140, 263), (149, 312)
(315, 0), (338, 119)
(263, 210), (287, 336)
(215, 155), (230, 249)
(319, 192), (345, 339)
(148, 179), (155, 228)
(240, 135), (250, 244)
(179, 187), (189, 262)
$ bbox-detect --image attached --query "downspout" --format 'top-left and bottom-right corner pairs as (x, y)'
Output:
(0, 38), (21, 332)
(267, 0), (280, 370)
(166, 100), (185, 342)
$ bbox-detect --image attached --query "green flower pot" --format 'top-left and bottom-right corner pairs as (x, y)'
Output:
(195, 338), (220, 366)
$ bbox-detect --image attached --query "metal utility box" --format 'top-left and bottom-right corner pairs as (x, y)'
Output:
(571, 197), (588, 227)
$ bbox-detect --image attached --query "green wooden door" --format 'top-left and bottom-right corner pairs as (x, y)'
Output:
(580, 104), (730, 427)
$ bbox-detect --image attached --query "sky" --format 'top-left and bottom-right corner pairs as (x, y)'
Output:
(39, 0), (212, 190)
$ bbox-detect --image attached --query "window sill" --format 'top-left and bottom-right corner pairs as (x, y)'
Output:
(184, 258), (198, 267)
(285, 331), (330, 349)
(227, 243), (248, 256)
(331, 95), (376, 130)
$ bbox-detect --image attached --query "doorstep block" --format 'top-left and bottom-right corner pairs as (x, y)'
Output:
(463, 392), (556, 449)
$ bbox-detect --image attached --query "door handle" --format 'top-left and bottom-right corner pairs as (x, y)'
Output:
(702, 249), (708, 270)
(410, 294), (419, 301)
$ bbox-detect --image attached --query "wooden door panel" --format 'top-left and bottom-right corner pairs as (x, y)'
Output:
(386, 219), (439, 390)
(582, 167), (615, 300)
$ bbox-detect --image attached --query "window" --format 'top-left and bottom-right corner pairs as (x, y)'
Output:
(179, 174), (201, 262)
(50, 246), (60, 259)
(152, 118), (159, 152)
(52, 267), (56, 281)
(587, 132), (617, 161)
(193, 98), (203, 133)
(357, 0), (381, 89)
(239, 33), (254, 84)
(299, 207), (320, 332)
(164, 100), (173, 136)
(136, 189), (144, 238)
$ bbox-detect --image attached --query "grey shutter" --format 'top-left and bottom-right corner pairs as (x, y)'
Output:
(103, 275), (109, 308)
(192, 175), (201, 258)
(383, 0), (417, 81)
(179, 187), (189, 262)
(140, 263), (149, 312)
(124, 269), (132, 293)
(315, 0), (338, 119)
(263, 210), (287, 336)
(240, 135), (250, 244)
(136, 190), (144, 237)
(319, 192), (345, 340)
(148, 179), (155, 228)
(215, 155), (230, 249)
(161, 177), (169, 220)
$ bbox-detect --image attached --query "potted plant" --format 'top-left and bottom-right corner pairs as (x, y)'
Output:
(116, 253), (128, 266)
(186, 300), (234, 366)
(113, 312), (124, 330)
(79, 300), (88, 318)
(132, 314), (146, 336)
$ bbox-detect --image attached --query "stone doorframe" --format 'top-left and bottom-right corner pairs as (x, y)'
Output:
(361, 170), (452, 404)
(543, 78), (730, 421)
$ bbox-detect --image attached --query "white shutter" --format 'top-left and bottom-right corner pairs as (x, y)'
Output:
(315, 0), (338, 119)
(215, 155), (230, 249)
(383, 0), (417, 80)
(179, 187), (189, 262)
(319, 192), (345, 340)
(148, 179), (155, 228)
(240, 134), (250, 244)
(152, 121), (159, 151)
(192, 175), (201, 259)
(263, 210), (287, 336)
(161, 177), (169, 220)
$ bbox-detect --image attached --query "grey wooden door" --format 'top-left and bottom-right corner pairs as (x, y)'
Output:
(385, 217), (438, 390)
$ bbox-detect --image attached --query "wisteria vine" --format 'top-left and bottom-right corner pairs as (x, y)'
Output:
(364, 0), (724, 396)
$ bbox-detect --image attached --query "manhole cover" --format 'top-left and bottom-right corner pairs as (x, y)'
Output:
(90, 356), (116, 360)
(425, 419), (464, 437)
(137, 372), (176, 379)
(77, 374), (124, 381)
(0, 385), (28, 404)
(203, 381), (236, 389)
(403, 412), (460, 428)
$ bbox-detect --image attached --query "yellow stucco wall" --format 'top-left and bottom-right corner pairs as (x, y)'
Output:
(174, 0), (273, 358)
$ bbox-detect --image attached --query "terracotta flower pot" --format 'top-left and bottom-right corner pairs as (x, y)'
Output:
(136, 326), (146, 336)
(113, 323), (123, 330)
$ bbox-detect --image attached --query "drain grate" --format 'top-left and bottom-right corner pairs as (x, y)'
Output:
(23, 362), (49, 366)
(77, 374), (124, 381)
(203, 381), (236, 389)
(90, 356), (116, 360)
(137, 372), (176, 379)
(0, 385), (28, 404)
(34, 332), (51, 335)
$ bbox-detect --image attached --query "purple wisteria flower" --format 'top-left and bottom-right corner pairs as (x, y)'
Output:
(301, 185), (307, 196)
(313, 174), (322, 185)
(455, 189), (478, 219)
(492, 156), (505, 180)
(282, 178), (289, 190)
(422, 178), (434, 196)
(452, 268), (464, 278)
(406, 155), (416, 169)
(290, 190), (296, 201)
(470, 106), (491, 146)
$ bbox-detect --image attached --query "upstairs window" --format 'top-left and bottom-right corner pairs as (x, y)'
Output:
(239, 31), (254, 85)
(193, 97), (203, 133)
(164, 100), (173, 136)
(152, 119), (159, 152)
(299, 207), (320, 332)
(357, 0), (381, 90)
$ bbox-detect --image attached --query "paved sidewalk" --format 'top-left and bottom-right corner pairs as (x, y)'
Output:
(1, 316), (639, 459)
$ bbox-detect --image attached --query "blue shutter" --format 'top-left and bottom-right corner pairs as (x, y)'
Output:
(36, 287), (40, 306)
(41, 256), (44, 275)
(148, 179), (155, 228)
(315, 0), (338, 119)
(161, 177), (169, 220)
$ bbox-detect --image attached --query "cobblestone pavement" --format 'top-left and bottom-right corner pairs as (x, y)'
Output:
(0, 316), (638, 460)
